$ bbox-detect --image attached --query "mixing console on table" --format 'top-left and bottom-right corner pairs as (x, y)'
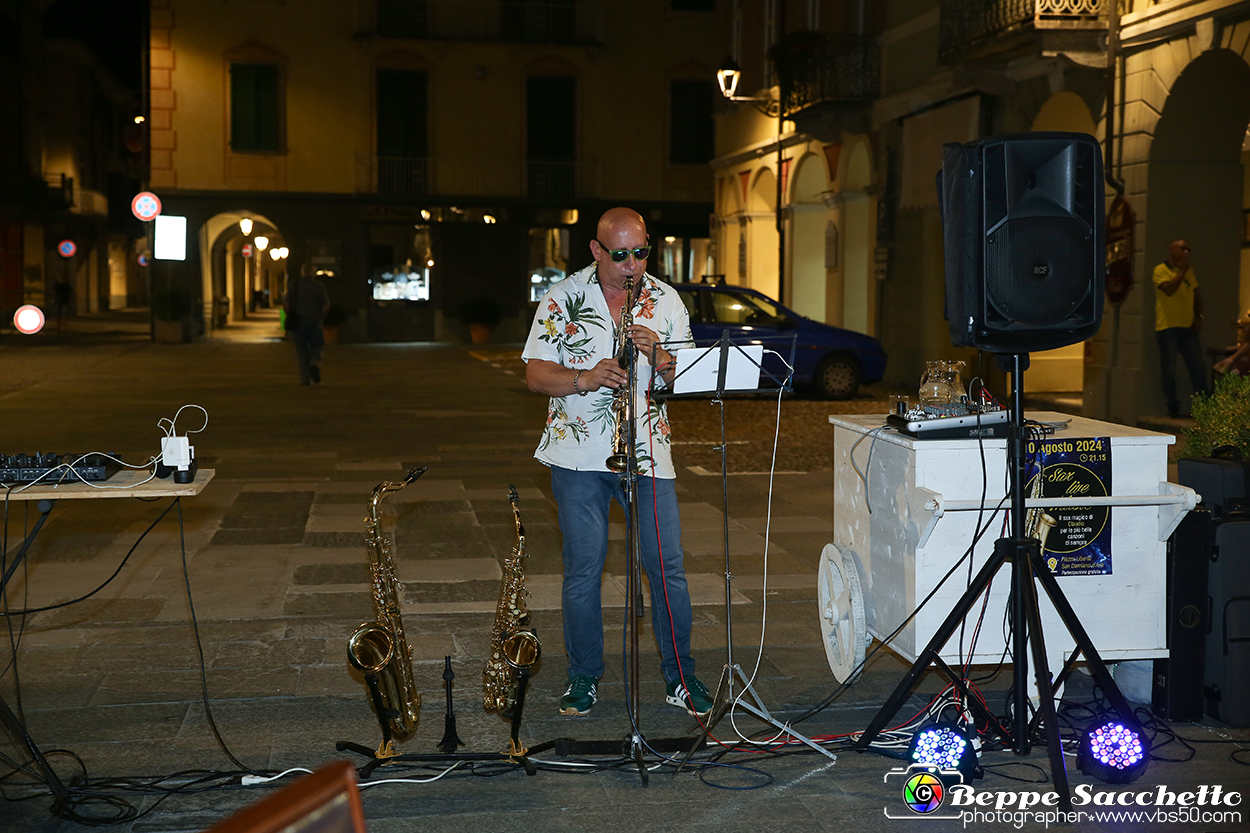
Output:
(0, 453), (122, 485)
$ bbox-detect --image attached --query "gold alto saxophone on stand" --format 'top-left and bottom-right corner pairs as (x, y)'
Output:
(482, 485), (540, 719)
(347, 468), (426, 760)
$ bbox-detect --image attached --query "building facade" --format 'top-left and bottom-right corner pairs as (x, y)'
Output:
(710, 0), (1250, 420)
(0, 0), (145, 326)
(149, 0), (724, 342)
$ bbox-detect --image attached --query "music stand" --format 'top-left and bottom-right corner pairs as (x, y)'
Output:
(658, 334), (837, 764)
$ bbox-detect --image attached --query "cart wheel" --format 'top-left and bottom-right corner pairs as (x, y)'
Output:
(818, 543), (867, 684)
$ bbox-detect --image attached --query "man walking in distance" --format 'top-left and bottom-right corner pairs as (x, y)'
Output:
(1152, 239), (1209, 418)
(285, 262), (330, 386)
(522, 207), (712, 718)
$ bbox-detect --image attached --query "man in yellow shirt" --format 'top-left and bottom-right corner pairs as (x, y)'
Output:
(1152, 239), (1209, 418)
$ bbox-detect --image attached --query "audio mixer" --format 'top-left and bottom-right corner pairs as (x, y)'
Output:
(0, 453), (121, 485)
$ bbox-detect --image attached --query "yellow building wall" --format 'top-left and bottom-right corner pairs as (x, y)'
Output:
(158, 0), (718, 204)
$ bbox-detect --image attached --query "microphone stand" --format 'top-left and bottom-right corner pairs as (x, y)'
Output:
(619, 323), (648, 782)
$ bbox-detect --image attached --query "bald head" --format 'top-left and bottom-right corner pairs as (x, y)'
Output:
(591, 207), (649, 288)
(1168, 239), (1191, 268)
(597, 207), (646, 242)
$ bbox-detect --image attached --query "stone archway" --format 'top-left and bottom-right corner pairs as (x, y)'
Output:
(200, 211), (286, 331)
(748, 167), (780, 297)
(1026, 91), (1099, 393)
(839, 138), (874, 335)
(1140, 49), (1250, 416)
(789, 152), (829, 321)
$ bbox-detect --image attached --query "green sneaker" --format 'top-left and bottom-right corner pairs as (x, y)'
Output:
(666, 675), (714, 717)
(559, 674), (598, 716)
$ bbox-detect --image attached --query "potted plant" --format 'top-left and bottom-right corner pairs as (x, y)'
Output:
(322, 303), (349, 344)
(151, 285), (190, 344)
(1182, 372), (1250, 461)
(457, 294), (502, 344)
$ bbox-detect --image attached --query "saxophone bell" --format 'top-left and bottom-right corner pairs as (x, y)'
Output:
(500, 630), (541, 670)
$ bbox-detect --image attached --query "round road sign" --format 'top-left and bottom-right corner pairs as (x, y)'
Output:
(57, 240), (77, 258)
(14, 305), (46, 335)
(131, 191), (162, 221)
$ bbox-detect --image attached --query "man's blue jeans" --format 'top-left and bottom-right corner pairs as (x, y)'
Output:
(1156, 326), (1208, 414)
(550, 466), (694, 685)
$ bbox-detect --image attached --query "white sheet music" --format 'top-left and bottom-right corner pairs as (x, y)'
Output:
(673, 345), (764, 394)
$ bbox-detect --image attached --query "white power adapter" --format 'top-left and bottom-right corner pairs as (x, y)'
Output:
(161, 436), (194, 470)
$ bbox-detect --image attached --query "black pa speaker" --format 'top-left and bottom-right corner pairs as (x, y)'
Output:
(1152, 505), (1211, 722)
(940, 132), (1104, 353)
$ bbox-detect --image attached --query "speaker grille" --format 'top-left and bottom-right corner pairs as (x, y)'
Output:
(984, 216), (1092, 327)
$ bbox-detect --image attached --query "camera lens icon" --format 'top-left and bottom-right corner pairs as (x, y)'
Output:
(903, 770), (946, 814)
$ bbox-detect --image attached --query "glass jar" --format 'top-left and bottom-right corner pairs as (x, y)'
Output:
(919, 360), (965, 407)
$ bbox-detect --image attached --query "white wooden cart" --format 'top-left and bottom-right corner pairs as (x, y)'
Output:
(819, 412), (1197, 686)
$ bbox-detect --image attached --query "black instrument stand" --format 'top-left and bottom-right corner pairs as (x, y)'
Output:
(336, 659), (538, 778)
(0, 502), (71, 809)
(657, 335), (835, 767)
(853, 353), (1137, 811)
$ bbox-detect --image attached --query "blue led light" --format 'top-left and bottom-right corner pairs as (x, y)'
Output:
(1078, 719), (1149, 784)
(911, 726), (971, 770)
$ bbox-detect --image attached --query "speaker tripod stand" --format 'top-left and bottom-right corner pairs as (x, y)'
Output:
(854, 353), (1137, 811)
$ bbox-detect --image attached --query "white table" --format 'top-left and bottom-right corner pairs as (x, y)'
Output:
(822, 413), (1194, 681)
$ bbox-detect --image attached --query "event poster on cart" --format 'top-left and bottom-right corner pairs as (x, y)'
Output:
(1024, 436), (1112, 576)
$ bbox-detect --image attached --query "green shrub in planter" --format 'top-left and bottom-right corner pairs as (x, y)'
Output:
(1183, 372), (1250, 460)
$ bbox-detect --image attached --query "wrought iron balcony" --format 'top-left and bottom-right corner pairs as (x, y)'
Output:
(939, 0), (1108, 63)
(367, 0), (602, 45)
(377, 156), (430, 196)
(773, 33), (879, 117)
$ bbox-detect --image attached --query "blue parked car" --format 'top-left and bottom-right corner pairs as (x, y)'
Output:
(672, 283), (887, 399)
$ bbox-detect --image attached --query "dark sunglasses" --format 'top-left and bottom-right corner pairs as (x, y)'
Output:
(595, 238), (651, 263)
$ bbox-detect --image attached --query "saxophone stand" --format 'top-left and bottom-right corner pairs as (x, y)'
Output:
(656, 335), (835, 771)
(852, 353), (1136, 812)
(337, 657), (538, 779)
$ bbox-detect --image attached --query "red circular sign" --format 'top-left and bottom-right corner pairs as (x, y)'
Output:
(13, 305), (45, 335)
(242, 243), (253, 258)
(57, 239), (77, 258)
(131, 191), (162, 221)
(137, 252), (151, 267)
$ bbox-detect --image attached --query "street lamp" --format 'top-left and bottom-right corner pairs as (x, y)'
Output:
(717, 58), (780, 117)
(239, 217), (253, 236)
(717, 57), (786, 303)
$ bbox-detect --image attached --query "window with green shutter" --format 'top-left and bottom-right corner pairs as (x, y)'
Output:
(230, 63), (281, 152)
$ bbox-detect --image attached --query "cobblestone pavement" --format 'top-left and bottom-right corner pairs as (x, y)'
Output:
(0, 318), (1240, 833)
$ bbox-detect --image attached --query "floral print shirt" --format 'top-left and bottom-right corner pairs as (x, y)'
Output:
(522, 264), (694, 478)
